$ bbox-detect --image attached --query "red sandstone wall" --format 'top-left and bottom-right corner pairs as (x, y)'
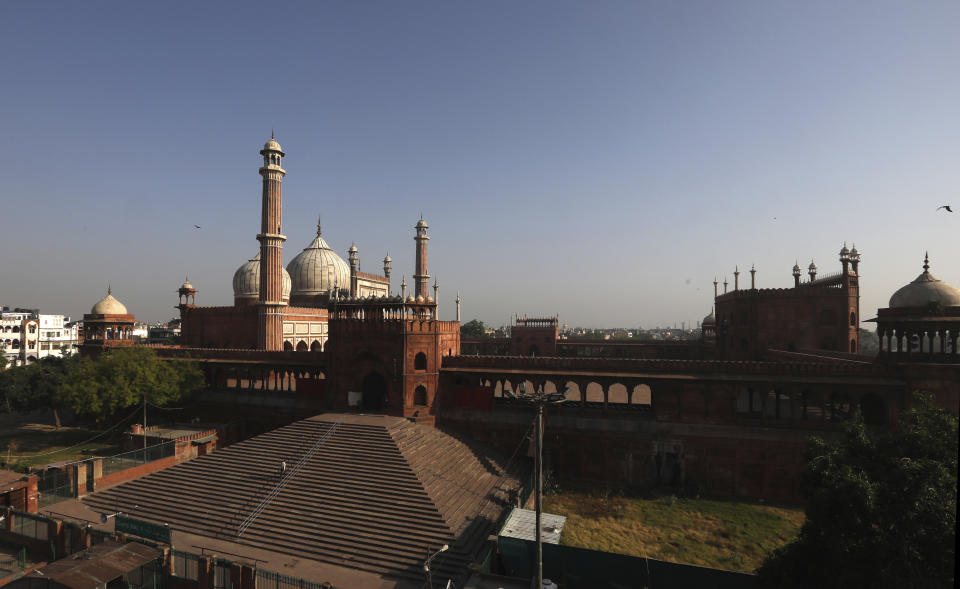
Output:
(715, 282), (858, 360)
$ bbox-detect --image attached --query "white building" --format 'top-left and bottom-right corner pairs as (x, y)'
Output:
(0, 308), (79, 366)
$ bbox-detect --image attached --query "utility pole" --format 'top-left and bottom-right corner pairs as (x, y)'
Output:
(505, 383), (566, 589)
(142, 394), (147, 462)
(535, 402), (543, 589)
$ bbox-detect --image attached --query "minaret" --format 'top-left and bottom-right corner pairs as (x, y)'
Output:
(808, 260), (817, 282)
(257, 135), (287, 350)
(792, 261), (801, 287)
(414, 217), (430, 300)
(456, 291), (461, 323)
(432, 277), (439, 303)
(383, 254), (392, 288)
(723, 277), (728, 294)
(734, 266), (740, 291)
(401, 276), (407, 300)
(713, 277), (718, 299)
(750, 264), (756, 289)
(839, 242), (850, 275)
(349, 244), (358, 297)
(849, 244), (861, 274)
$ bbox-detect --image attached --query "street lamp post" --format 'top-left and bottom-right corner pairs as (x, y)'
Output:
(423, 543), (448, 589)
(505, 382), (566, 589)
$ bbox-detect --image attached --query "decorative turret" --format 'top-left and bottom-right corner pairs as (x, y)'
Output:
(400, 276), (407, 300)
(383, 254), (392, 284)
(750, 264), (756, 290)
(432, 277), (439, 306)
(348, 244), (358, 297)
(414, 217), (430, 300)
(713, 277), (718, 299)
(456, 291), (461, 323)
(839, 242), (850, 274)
(177, 277), (196, 309)
(792, 261), (801, 287)
(734, 266), (740, 291)
(808, 260), (817, 282)
(849, 244), (861, 274)
(723, 277), (728, 294)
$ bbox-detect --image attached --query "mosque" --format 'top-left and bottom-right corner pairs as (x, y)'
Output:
(175, 136), (396, 352)
(78, 135), (959, 503)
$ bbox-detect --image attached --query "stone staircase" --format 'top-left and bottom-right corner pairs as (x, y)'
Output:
(82, 414), (528, 585)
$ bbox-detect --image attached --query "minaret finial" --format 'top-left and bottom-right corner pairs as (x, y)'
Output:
(108, 284), (112, 295)
(271, 129), (274, 140)
(923, 251), (930, 272)
(317, 215), (322, 236)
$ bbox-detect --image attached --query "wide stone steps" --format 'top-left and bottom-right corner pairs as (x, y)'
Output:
(83, 414), (527, 585)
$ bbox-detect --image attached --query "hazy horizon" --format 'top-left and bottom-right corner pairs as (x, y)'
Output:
(2, 2), (957, 327)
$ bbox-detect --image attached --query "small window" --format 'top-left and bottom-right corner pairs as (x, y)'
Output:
(414, 385), (427, 406)
(849, 312), (856, 326)
(414, 352), (427, 371)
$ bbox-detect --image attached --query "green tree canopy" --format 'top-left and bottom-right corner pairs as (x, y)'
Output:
(460, 319), (487, 338)
(758, 393), (957, 588)
(0, 354), (79, 415)
(58, 347), (204, 423)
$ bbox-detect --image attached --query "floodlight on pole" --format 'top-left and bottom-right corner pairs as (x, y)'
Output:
(423, 543), (449, 589)
(511, 384), (567, 589)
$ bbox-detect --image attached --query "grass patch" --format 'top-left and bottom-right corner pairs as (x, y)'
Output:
(543, 489), (804, 573)
(0, 424), (118, 469)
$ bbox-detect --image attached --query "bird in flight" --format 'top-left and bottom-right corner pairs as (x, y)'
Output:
(936, 205), (952, 212)
(194, 224), (202, 229)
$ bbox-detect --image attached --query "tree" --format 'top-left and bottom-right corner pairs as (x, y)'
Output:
(58, 347), (204, 423)
(758, 393), (957, 588)
(0, 355), (79, 425)
(0, 354), (7, 371)
(460, 319), (487, 338)
(858, 328), (880, 356)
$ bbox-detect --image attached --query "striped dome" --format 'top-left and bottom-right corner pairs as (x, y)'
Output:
(286, 229), (351, 297)
(233, 252), (291, 301)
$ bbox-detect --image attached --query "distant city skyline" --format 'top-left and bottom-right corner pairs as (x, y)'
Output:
(1, 1), (957, 327)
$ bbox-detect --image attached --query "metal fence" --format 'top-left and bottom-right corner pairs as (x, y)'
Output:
(171, 549), (200, 581)
(0, 547), (26, 577)
(255, 568), (337, 589)
(36, 467), (76, 508)
(102, 440), (177, 476)
(213, 558), (232, 589)
(11, 510), (49, 541)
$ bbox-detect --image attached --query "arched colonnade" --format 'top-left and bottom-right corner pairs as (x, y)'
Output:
(210, 364), (326, 392)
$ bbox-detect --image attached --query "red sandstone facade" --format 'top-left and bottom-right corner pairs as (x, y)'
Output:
(715, 247), (860, 359)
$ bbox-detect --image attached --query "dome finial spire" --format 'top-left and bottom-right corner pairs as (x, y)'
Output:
(923, 251), (930, 272)
(108, 284), (112, 295)
(317, 215), (322, 236)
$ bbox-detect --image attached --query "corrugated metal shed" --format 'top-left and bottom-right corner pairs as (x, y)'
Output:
(499, 508), (567, 545)
(17, 541), (160, 589)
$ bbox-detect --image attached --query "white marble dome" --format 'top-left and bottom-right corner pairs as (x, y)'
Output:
(233, 252), (291, 301)
(286, 229), (351, 297)
(889, 254), (960, 309)
(91, 287), (128, 315)
(262, 138), (283, 153)
(702, 310), (716, 326)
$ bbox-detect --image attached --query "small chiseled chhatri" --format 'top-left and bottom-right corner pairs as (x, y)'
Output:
(82, 285), (136, 353)
(871, 252), (960, 361)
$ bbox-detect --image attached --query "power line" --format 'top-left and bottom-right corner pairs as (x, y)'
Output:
(4, 405), (143, 459)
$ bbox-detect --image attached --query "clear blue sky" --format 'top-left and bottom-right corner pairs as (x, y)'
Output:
(2, 1), (958, 328)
